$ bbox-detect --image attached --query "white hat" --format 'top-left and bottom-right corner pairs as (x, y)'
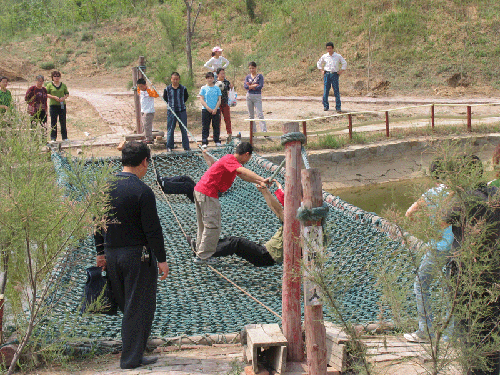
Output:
(212, 46), (223, 52)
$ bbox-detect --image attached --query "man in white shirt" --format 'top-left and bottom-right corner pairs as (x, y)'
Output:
(317, 42), (347, 112)
(137, 78), (159, 144)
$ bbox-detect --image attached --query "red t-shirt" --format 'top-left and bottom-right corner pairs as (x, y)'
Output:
(274, 188), (285, 206)
(195, 154), (242, 198)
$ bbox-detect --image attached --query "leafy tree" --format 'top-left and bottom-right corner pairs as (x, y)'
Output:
(0, 110), (113, 374)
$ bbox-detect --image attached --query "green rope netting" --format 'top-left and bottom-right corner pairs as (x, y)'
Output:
(46, 145), (408, 340)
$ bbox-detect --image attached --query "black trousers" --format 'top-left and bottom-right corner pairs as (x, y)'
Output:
(201, 108), (220, 145)
(49, 104), (67, 140)
(105, 246), (157, 369)
(212, 236), (276, 267)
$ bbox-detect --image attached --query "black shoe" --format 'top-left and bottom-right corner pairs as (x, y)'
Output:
(155, 169), (163, 188)
(140, 356), (158, 366)
(323, 108), (329, 111)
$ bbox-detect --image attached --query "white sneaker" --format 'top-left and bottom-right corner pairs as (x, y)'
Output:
(215, 142), (222, 147)
(404, 331), (430, 343)
(200, 144), (208, 149)
(193, 257), (219, 265)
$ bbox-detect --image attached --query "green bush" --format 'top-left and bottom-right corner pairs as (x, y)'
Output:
(40, 61), (56, 70)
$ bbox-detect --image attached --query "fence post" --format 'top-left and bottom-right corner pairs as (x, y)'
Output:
(348, 114), (353, 139)
(301, 168), (327, 375)
(282, 122), (305, 362)
(302, 121), (307, 145)
(385, 111), (390, 137)
(431, 104), (435, 129)
(467, 106), (472, 132)
(249, 121), (254, 146)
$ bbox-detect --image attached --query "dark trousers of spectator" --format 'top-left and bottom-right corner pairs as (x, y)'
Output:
(220, 103), (232, 135)
(30, 110), (47, 140)
(49, 104), (67, 141)
(166, 109), (190, 150)
(201, 108), (220, 145)
(212, 236), (276, 267)
(105, 246), (158, 369)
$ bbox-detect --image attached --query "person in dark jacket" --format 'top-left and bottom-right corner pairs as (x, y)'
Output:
(94, 141), (169, 370)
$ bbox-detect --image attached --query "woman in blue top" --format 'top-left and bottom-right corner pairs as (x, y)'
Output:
(243, 62), (267, 133)
(198, 72), (222, 147)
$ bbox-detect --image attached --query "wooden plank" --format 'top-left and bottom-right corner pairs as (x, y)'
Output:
(247, 324), (287, 345)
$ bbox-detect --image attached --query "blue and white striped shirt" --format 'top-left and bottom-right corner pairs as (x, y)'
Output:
(163, 84), (189, 112)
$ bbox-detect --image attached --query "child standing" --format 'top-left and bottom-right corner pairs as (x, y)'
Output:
(137, 78), (159, 144)
(215, 68), (233, 142)
(163, 72), (190, 152)
(204, 46), (229, 81)
(198, 72), (222, 147)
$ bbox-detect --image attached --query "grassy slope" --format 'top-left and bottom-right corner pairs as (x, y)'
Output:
(2, 0), (500, 96)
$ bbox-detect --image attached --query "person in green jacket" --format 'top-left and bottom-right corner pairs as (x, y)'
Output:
(0, 76), (12, 114)
(46, 71), (69, 142)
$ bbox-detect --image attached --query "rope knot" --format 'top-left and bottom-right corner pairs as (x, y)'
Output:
(296, 202), (330, 222)
(281, 132), (306, 146)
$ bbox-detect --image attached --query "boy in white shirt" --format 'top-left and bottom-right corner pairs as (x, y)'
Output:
(137, 78), (159, 144)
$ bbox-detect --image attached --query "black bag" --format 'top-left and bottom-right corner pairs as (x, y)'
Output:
(80, 266), (118, 315)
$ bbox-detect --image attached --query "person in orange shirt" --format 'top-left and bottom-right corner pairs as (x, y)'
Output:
(137, 78), (159, 144)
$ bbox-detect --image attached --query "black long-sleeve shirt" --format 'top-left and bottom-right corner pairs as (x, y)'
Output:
(94, 172), (166, 262)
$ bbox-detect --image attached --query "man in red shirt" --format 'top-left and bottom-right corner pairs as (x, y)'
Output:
(193, 142), (268, 264)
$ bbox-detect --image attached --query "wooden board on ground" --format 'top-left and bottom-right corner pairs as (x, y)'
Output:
(244, 323), (288, 374)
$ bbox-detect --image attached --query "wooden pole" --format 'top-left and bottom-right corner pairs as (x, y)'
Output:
(282, 122), (304, 362)
(133, 56), (145, 135)
(467, 105), (472, 132)
(385, 111), (390, 137)
(250, 121), (254, 146)
(348, 114), (353, 139)
(302, 121), (307, 145)
(431, 104), (435, 130)
(302, 169), (327, 375)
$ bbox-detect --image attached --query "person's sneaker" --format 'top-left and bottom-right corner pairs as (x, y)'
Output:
(166, 148), (172, 152)
(323, 108), (329, 111)
(336, 110), (343, 114)
(194, 256), (219, 265)
(155, 169), (163, 188)
(215, 142), (222, 147)
(404, 331), (430, 343)
(201, 144), (208, 149)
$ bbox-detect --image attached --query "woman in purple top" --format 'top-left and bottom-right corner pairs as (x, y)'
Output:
(243, 61), (266, 132)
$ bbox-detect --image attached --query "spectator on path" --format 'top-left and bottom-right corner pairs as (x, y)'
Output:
(0, 76), (12, 114)
(316, 41), (347, 112)
(94, 141), (169, 370)
(137, 78), (159, 144)
(187, 179), (284, 266)
(163, 72), (190, 152)
(25, 75), (48, 134)
(198, 72), (222, 147)
(204, 46), (229, 81)
(192, 142), (269, 264)
(215, 67), (233, 142)
(243, 61), (266, 133)
(404, 158), (455, 343)
(46, 71), (69, 142)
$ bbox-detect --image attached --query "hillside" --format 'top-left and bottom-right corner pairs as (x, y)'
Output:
(1, 0), (499, 97)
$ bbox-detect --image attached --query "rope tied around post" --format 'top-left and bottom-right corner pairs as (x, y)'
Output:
(296, 202), (330, 223)
(280, 132), (311, 170)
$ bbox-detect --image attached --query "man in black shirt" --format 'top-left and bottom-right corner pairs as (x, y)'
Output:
(94, 141), (169, 369)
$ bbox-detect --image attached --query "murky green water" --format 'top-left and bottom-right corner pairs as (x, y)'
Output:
(327, 178), (431, 216)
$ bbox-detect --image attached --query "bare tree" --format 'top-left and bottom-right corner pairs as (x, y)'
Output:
(183, 0), (202, 80)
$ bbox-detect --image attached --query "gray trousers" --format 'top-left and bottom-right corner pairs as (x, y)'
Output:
(105, 246), (157, 369)
(141, 112), (155, 141)
(194, 191), (221, 259)
(246, 93), (267, 132)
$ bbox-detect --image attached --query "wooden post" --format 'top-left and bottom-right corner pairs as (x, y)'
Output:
(301, 169), (327, 375)
(467, 105), (472, 132)
(431, 104), (435, 129)
(348, 114), (353, 139)
(250, 121), (254, 146)
(132, 56), (145, 135)
(385, 111), (390, 137)
(302, 121), (307, 145)
(282, 122), (304, 362)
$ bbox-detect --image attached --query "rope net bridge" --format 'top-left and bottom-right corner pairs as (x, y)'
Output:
(46, 145), (408, 340)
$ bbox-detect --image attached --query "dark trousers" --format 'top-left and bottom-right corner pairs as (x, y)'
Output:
(201, 108), (220, 145)
(105, 246), (158, 369)
(30, 110), (47, 140)
(49, 104), (67, 140)
(212, 236), (276, 267)
(166, 109), (190, 150)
